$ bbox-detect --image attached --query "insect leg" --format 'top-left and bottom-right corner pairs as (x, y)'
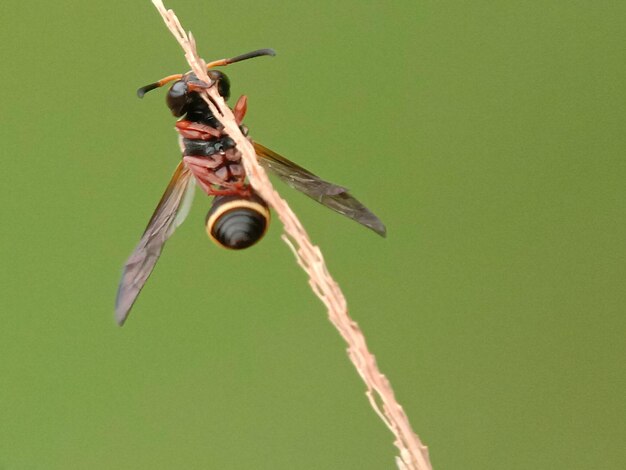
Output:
(175, 120), (222, 140)
(233, 95), (248, 124)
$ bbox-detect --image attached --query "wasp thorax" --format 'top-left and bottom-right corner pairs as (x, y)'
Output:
(205, 194), (270, 249)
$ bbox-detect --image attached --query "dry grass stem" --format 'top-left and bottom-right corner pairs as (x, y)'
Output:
(151, 1), (432, 468)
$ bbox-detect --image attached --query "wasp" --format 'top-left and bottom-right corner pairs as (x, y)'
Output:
(116, 49), (386, 325)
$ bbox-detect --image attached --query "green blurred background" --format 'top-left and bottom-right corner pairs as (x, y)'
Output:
(0, 1), (624, 468)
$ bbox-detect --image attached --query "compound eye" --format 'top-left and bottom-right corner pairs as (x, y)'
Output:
(166, 80), (189, 116)
(169, 80), (187, 97)
(209, 70), (231, 100)
(217, 76), (231, 100)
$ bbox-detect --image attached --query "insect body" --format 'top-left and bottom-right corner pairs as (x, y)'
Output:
(170, 70), (268, 250)
(116, 49), (386, 325)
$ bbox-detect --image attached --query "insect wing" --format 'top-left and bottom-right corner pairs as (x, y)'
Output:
(253, 142), (386, 237)
(115, 161), (195, 325)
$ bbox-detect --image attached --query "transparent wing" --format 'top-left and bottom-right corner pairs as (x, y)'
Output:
(115, 161), (195, 325)
(254, 142), (386, 237)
